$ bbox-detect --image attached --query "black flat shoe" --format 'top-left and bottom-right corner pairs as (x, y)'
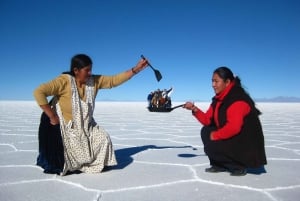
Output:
(205, 166), (226, 173)
(230, 169), (247, 176)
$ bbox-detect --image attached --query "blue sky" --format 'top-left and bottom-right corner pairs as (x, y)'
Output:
(1, 0), (299, 102)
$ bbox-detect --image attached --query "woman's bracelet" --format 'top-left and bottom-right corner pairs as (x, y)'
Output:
(131, 67), (138, 74)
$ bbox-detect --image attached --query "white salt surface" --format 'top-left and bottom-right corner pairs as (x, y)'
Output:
(0, 101), (300, 201)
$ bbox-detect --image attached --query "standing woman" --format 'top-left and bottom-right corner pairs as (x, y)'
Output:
(183, 67), (267, 176)
(34, 54), (149, 175)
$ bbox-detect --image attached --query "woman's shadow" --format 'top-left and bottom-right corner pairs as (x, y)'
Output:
(106, 145), (191, 170)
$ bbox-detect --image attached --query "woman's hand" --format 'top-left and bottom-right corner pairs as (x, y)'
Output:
(183, 101), (198, 113)
(134, 58), (149, 72)
(131, 57), (149, 75)
(49, 114), (60, 125)
(40, 104), (60, 125)
(183, 101), (195, 110)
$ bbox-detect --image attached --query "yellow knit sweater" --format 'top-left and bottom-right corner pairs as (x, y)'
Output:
(33, 72), (130, 121)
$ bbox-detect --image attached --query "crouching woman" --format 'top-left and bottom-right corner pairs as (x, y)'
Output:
(183, 66), (267, 176)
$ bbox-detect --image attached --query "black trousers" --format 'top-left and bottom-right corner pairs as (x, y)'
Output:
(201, 126), (245, 171)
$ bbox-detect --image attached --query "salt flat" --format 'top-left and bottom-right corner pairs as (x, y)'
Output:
(0, 101), (300, 201)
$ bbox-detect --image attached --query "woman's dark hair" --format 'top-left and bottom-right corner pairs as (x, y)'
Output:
(214, 66), (261, 114)
(63, 54), (93, 76)
(213, 66), (241, 87)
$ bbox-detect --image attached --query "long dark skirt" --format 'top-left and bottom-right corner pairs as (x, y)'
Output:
(36, 112), (64, 174)
(201, 126), (267, 172)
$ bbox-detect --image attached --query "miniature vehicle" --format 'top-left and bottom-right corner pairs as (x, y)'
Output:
(147, 88), (183, 112)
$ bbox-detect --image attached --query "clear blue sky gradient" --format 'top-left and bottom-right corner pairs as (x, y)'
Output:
(1, 0), (299, 101)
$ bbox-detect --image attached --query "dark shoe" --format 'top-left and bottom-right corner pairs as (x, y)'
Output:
(43, 168), (61, 175)
(205, 166), (226, 173)
(230, 169), (247, 176)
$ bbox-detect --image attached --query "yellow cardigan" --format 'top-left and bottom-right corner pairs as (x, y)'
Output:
(34, 72), (130, 122)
